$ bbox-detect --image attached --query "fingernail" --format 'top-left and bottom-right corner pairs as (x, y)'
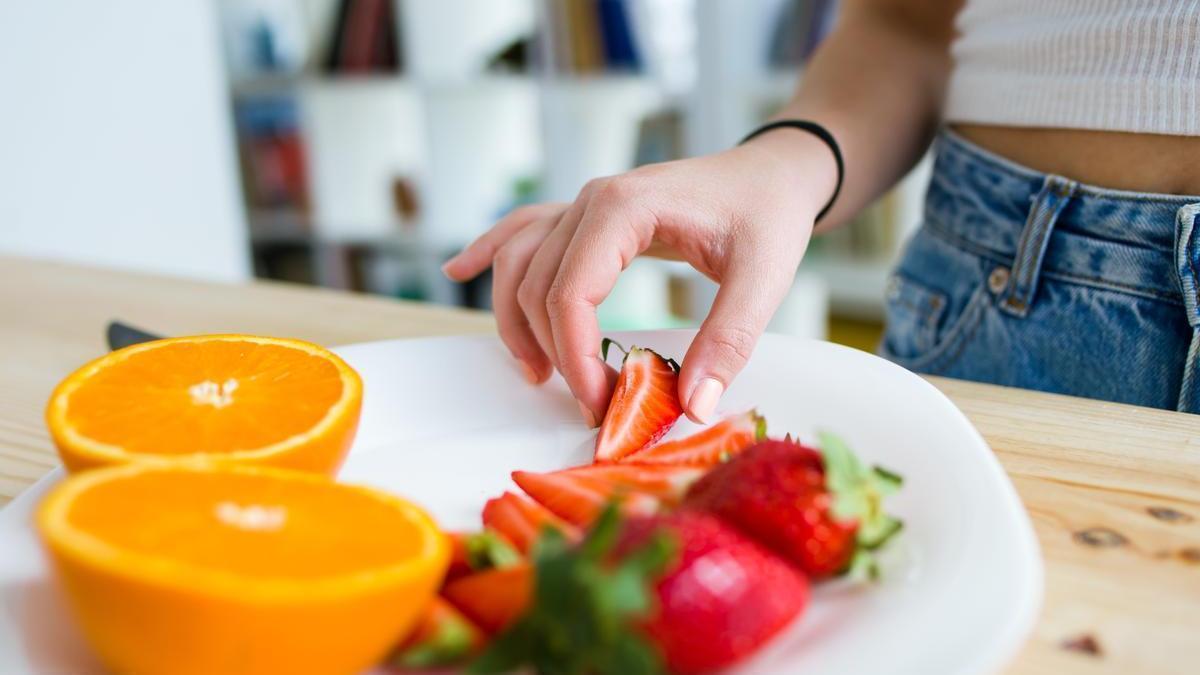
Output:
(577, 401), (597, 428)
(687, 377), (723, 423)
(517, 360), (540, 384)
(440, 260), (456, 276)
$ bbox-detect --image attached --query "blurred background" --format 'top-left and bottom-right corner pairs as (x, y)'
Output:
(0, 0), (931, 351)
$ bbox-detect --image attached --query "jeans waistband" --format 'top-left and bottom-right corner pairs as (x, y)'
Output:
(925, 128), (1200, 303)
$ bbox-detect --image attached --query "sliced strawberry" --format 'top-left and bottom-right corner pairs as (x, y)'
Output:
(625, 409), (766, 466)
(481, 491), (579, 553)
(391, 596), (485, 669)
(442, 563), (533, 634)
(512, 464), (703, 526)
(445, 529), (523, 587)
(594, 341), (683, 462)
(446, 531), (476, 583)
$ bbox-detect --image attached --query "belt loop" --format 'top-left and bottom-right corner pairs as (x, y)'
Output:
(1174, 203), (1200, 327)
(999, 174), (1077, 318)
(1174, 203), (1200, 413)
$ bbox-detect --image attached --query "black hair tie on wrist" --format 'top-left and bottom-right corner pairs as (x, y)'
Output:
(739, 120), (844, 223)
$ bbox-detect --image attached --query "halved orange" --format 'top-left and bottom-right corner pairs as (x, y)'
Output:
(45, 335), (362, 474)
(37, 463), (450, 675)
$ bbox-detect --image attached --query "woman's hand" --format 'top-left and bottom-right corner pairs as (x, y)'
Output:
(442, 131), (837, 426)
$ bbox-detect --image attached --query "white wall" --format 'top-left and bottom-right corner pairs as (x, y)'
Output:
(0, 0), (249, 282)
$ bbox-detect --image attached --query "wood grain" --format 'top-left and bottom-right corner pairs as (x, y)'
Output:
(2, 254), (1197, 674)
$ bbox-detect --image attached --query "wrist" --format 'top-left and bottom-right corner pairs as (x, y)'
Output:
(738, 124), (840, 224)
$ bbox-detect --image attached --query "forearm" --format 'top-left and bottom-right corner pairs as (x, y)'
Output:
(757, 0), (960, 230)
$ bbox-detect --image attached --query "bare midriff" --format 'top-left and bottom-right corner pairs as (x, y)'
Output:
(951, 124), (1200, 196)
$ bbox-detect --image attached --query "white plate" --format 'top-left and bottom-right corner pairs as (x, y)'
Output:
(0, 330), (1042, 674)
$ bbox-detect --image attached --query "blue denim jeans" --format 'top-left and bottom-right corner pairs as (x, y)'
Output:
(881, 129), (1200, 413)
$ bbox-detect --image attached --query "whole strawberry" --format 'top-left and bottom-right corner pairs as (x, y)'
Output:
(684, 433), (902, 579)
(619, 511), (809, 673)
(470, 506), (807, 675)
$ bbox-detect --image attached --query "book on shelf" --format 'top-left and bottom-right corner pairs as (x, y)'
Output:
(325, 0), (400, 74)
(539, 0), (642, 74)
(234, 97), (310, 222)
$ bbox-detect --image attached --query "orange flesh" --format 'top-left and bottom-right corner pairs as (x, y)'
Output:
(65, 469), (423, 578)
(66, 341), (344, 455)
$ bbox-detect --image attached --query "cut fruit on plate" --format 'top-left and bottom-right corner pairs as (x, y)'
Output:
(594, 341), (683, 462)
(512, 464), (704, 526)
(442, 564), (533, 634)
(45, 334), (363, 474)
(35, 463), (449, 675)
(481, 491), (578, 553)
(624, 410), (766, 467)
(391, 597), (485, 670)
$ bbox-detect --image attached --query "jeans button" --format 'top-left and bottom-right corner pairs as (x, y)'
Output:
(988, 266), (1010, 294)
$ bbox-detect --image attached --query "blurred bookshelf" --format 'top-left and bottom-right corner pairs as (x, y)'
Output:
(219, 0), (927, 337)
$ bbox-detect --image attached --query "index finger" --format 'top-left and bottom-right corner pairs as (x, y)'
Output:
(546, 202), (648, 421)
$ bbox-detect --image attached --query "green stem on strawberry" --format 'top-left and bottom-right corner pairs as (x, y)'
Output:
(600, 337), (626, 362)
(392, 612), (480, 669)
(600, 338), (679, 371)
(469, 504), (674, 675)
(464, 530), (523, 571)
(817, 431), (905, 580)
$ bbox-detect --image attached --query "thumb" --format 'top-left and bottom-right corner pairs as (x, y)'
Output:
(678, 264), (795, 423)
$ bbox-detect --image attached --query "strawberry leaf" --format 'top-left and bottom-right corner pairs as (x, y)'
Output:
(392, 612), (478, 669)
(817, 431), (905, 578)
(601, 338), (627, 362)
(858, 515), (903, 550)
(753, 411), (768, 441)
(470, 503), (673, 675)
(465, 530), (523, 571)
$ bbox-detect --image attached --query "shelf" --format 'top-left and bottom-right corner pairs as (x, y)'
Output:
(231, 71), (661, 98)
(247, 209), (312, 245)
(249, 223), (466, 256)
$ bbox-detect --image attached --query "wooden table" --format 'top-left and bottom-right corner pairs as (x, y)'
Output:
(2, 255), (1197, 674)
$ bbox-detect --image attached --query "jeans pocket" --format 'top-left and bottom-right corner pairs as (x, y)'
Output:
(880, 282), (990, 374)
(880, 273), (947, 360)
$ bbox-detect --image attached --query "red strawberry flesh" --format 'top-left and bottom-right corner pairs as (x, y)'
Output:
(482, 491), (577, 553)
(625, 409), (766, 466)
(442, 564), (533, 634)
(512, 464), (702, 526)
(594, 346), (683, 462)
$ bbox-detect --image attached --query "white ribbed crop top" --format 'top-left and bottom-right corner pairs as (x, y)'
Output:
(944, 0), (1200, 136)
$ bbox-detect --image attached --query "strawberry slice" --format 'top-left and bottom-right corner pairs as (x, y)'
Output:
(445, 529), (523, 585)
(482, 491), (579, 553)
(512, 464), (704, 526)
(442, 564), (533, 634)
(391, 596), (485, 669)
(624, 409), (767, 466)
(594, 340), (683, 462)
